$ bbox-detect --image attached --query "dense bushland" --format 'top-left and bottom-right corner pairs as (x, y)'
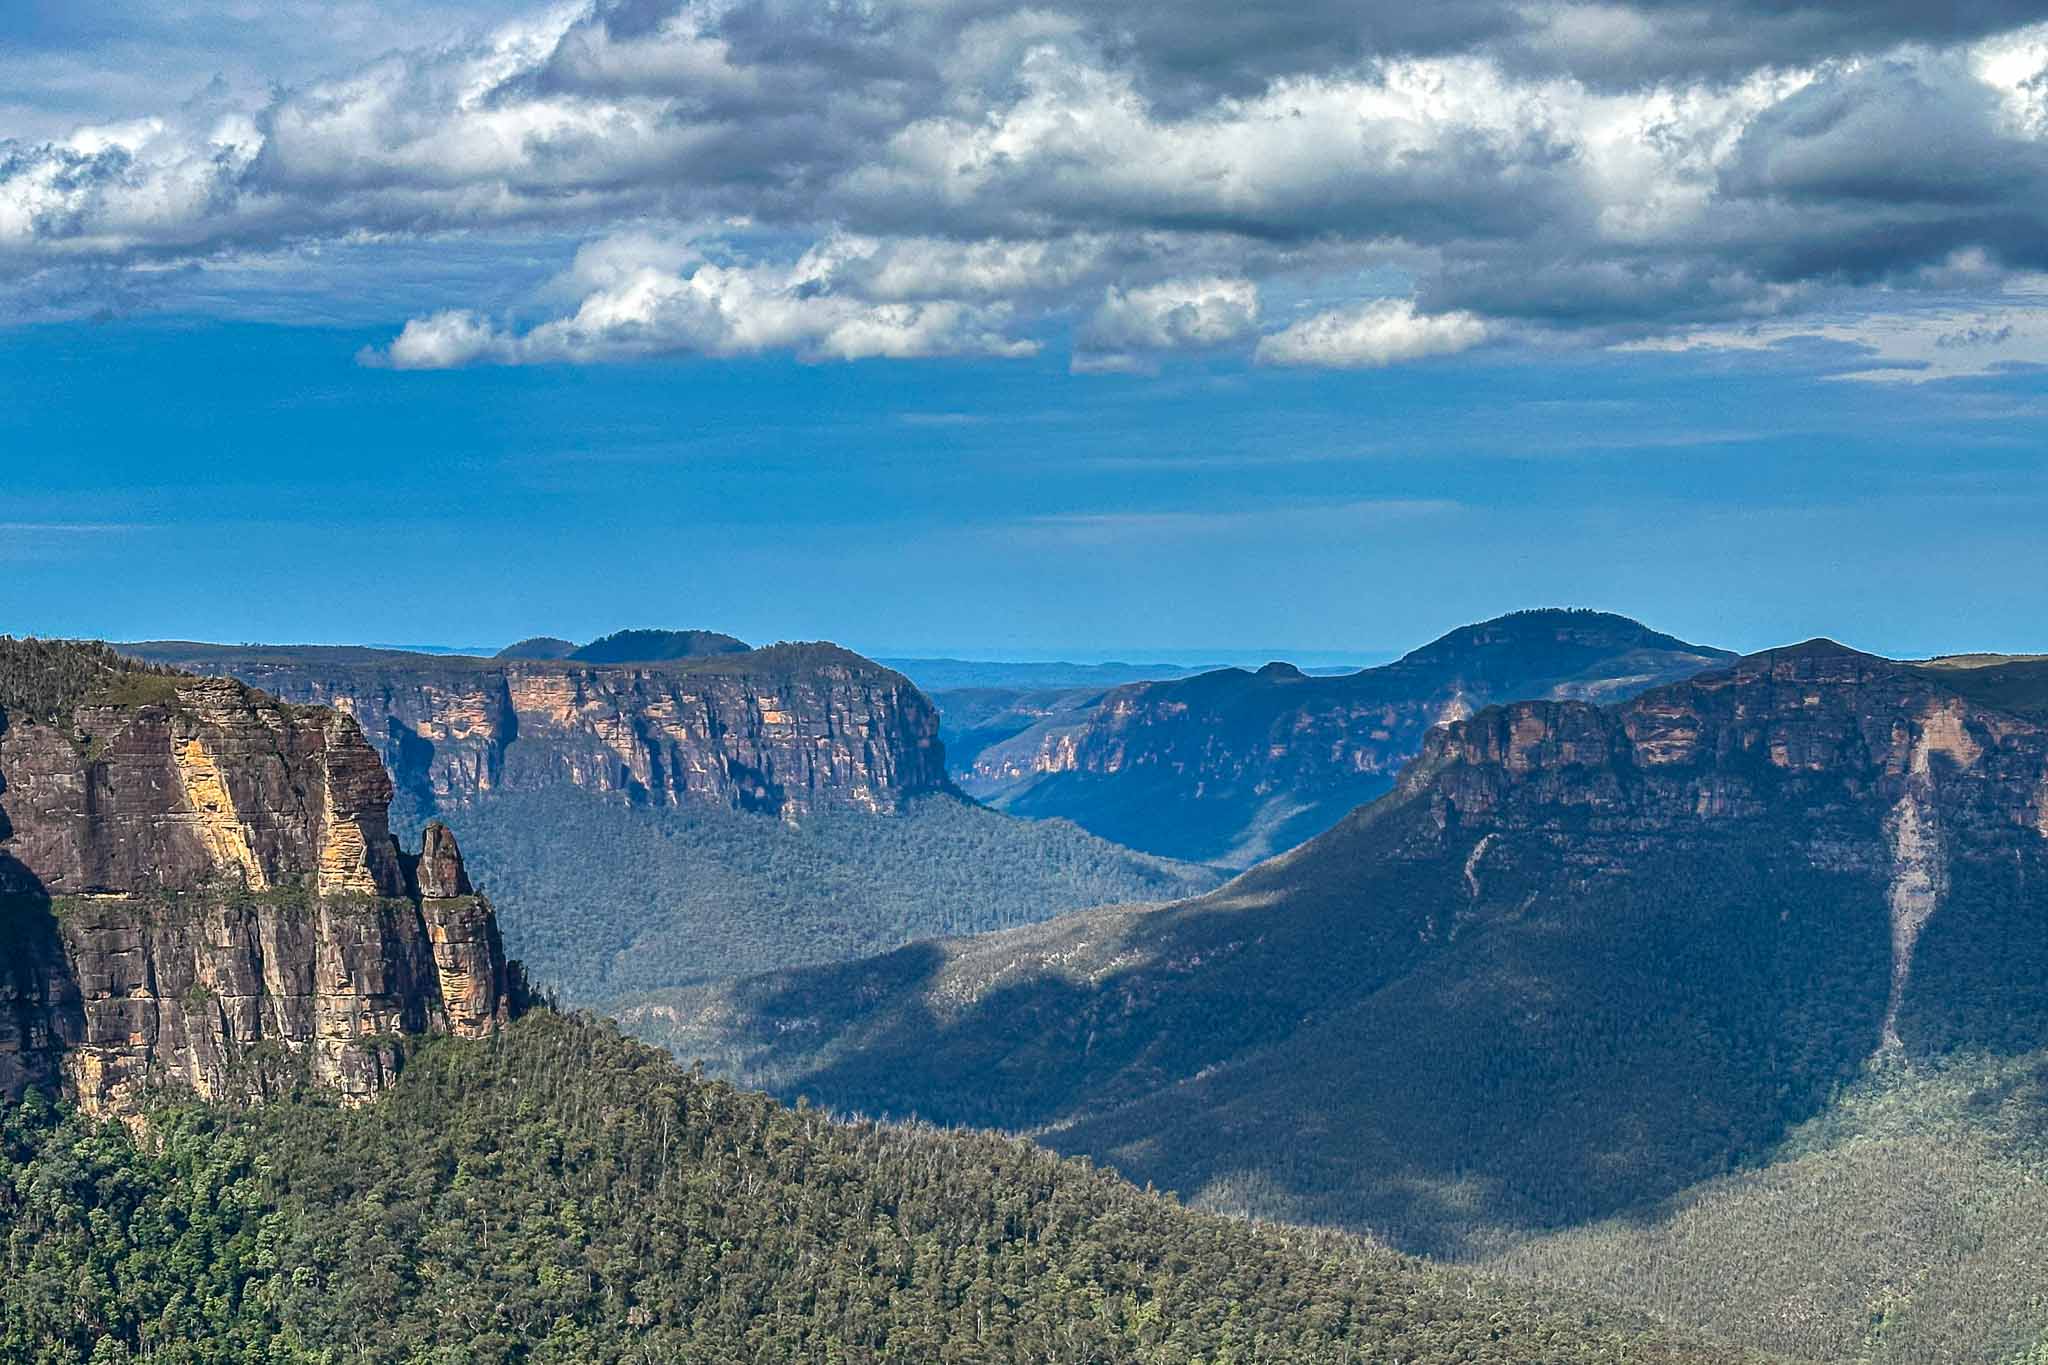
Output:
(444, 790), (1221, 1001)
(0, 1012), (1753, 1365)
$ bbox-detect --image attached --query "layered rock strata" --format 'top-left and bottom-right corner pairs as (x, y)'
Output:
(128, 643), (949, 821)
(1, 646), (515, 1117)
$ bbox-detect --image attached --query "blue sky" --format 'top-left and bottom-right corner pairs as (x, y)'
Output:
(6, 315), (2044, 660)
(4, 2), (2048, 660)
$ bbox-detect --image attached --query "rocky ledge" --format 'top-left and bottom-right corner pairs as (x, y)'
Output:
(127, 641), (951, 823)
(0, 639), (518, 1118)
(1382, 640), (2048, 1051)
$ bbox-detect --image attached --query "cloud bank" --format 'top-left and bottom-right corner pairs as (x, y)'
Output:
(5, 1), (2048, 377)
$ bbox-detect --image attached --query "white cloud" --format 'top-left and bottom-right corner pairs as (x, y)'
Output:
(1255, 298), (1490, 368)
(1618, 278), (2048, 381)
(5, 1), (2048, 375)
(369, 309), (511, 369)
(1082, 276), (1259, 351)
(1070, 351), (1160, 375)
(365, 231), (1041, 368)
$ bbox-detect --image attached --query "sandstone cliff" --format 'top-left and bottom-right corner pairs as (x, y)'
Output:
(128, 641), (950, 824)
(0, 639), (516, 1117)
(656, 640), (2048, 1260)
(1376, 639), (2048, 1050)
(966, 609), (1735, 865)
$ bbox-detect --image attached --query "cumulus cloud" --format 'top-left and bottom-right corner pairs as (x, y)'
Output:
(1257, 299), (1490, 367)
(5, 2), (2048, 373)
(366, 231), (1040, 367)
(1080, 277), (1259, 351)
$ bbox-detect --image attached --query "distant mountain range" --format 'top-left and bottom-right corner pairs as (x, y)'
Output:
(880, 658), (1226, 691)
(18, 612), (2048, 1360)
(125, 635), (937, 822)
(956, 608), (1735, 866)
(1, 637), (1750, 1365)
(639, 640), (2048, 1363)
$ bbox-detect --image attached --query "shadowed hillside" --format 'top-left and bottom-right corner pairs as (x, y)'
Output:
(0, 1011), (1762, 1365)
(649, 641), (2048, 1359)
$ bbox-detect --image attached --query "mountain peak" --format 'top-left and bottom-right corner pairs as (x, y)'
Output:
(494, 635), (577, 660)
(566, 629), (751, 664)
(1256, 661), (1307, 681)
(1393, 608), (1725, 672)
(1756, 637), (1884, 661)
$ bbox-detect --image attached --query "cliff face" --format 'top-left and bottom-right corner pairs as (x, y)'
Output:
(128, 643), (950, 823)
(1395, 640), (2048, 881)
(0, 642), (515, 1117)
(967, 609), (1734, 865)
(662, 640), (2048, 1257)
(1383, 640), (2048, 1050)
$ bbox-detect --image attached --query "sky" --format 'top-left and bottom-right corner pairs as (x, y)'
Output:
(3, 0), (2047, 660)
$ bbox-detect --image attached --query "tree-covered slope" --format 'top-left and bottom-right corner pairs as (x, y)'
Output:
(1487, 1047), (2048, 1365)
(450, 789), (1222, 1000)
(0, 1011), (1758, 1365)
(120, 632), (1226, 1005)
(648, 642), (2048, 1359)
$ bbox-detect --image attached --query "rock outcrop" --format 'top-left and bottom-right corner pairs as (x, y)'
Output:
(1381, 640), (2048, 1051)
(965, 609), (1735, 865)
(0, 640), (517, 1117)
(657, 639), (2048, 1260)
(127, 642), (949, 823)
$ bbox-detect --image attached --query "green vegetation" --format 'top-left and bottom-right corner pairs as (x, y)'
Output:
(0, 1012), (1753, 1365)
(647, 827), (1907, 1258)
(443, 790), (1222, 1002)
(1911, 657), (2048, 721)
(494, 629), (751, 663)
(683, 650), (2048, 1360)
(646, 729), (2048, 1361)
(564, 629), (750, 663)
(1492, 1048), (2048, 1363)
(0, 637), (183, 727)
(494, 636), (578, 660)
(968, 609), (1734, 866)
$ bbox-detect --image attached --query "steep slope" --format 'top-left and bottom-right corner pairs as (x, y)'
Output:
(0, 1010), (1760, 1365)
(126, 637), (1223, 997)
(969, 608), (1734, 865)
(1492, 1047), (2048, 1363)
(655, 642), (2048, 1280)
(126, 639), (950, 824)
(0, 638), (516, 1118)
(457, 789), (1222, 998)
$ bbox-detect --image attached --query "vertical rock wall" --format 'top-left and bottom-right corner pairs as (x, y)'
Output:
(0, 656), (515, 1118)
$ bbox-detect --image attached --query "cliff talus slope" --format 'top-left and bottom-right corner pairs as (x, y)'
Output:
(661, 642), (2048, 1263)
(0, 639), (515, 1117)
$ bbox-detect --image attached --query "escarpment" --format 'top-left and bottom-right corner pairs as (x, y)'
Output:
(964, 609), (1735, 865)
(128, 641), (950, 823)
(0, 640), (517, 1117)
(1357, 640), (2048, 1052)
(673, 638), (2048, 1263)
